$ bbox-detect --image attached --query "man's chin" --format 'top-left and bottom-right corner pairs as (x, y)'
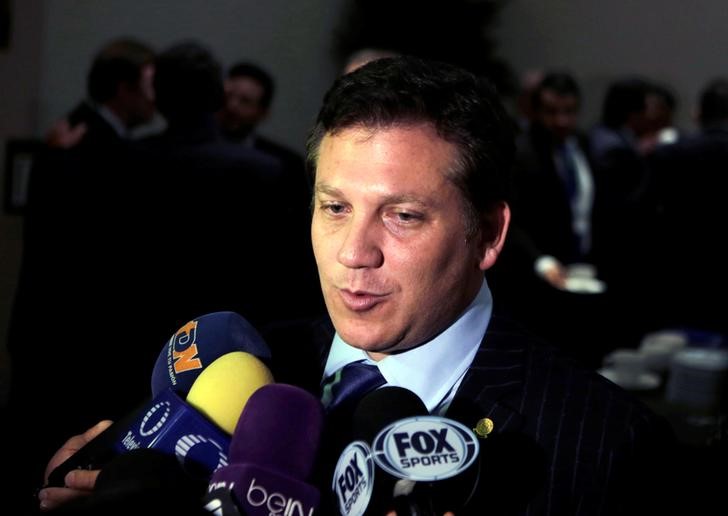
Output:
(340, 333), (385, 352)
(336, 324), (392, 352)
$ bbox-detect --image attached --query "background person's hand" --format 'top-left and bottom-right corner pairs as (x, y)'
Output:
(45, 118), (87, 148)
(37, 420), (112, 511)
(535, 255), (568, 290)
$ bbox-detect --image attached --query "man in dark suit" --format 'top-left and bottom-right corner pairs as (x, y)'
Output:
(217, 61), (311, 215)
(38, 57), (677, 515)
(588, 77), (653, 290)
(46, 37), (157, 150)
(647, 77), (728, 336)
(508, 72), (596, 282)
(489, 71), (609, 367)
(126, 41), (324, 340)
(216, 61), (317, 303)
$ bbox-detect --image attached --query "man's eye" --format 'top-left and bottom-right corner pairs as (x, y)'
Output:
(393, 211), (422, 223)
(322, 202), (346, 215)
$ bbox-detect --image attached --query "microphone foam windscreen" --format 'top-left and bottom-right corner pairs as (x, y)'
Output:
(352, 386), (428, 442)
(185, 351), (274, 435)
(228, 383), (325, 480)
(151, 311), (272, 397)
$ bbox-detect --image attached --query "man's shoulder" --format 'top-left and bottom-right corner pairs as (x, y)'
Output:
(478, 314), (665, 424)
(254, 135), (305, 165)
(67, 101), (120, 146)
(135, 130), (283, 175)
(219, 138), (284, 172)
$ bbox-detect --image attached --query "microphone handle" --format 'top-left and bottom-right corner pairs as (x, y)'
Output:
(45, 398), (149, 487)
(393, 487), (438, 516)
(203, 486), (246, 515)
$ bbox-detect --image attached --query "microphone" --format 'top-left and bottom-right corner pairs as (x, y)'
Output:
(369, 412), (481, 515)
(330, 386), (428, 516)
(331, 387), (482, 516)
(47, 350), (273, 487)
(202, 486), (244, 516)
(207, 383), (325, 516)
(56, 448), (209, 515)
(185, 350), (274, 435)
(151, 311), (272, 396)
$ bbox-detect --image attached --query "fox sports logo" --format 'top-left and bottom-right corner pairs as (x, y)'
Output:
(372, 416), (479, 481)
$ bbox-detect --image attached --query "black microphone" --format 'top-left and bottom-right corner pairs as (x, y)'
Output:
(202, 485), (245, 516)
(371, 406), (483, 516)
(52, 448), (208, 515)
(329, 386), (429, 515)
(331, 387), (484, 515)
(386, 419), (482, 516)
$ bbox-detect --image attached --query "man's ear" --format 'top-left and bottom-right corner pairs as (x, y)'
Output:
(478, 202), (510, 271)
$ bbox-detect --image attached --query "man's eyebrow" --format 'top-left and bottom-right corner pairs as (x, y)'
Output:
(315, 184), (431, 207)
(380, 193), (431, 207)
(314, 183), (341, 197)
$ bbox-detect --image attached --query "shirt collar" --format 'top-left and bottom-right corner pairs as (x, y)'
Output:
(95, 103), (129, 138)
(323, 278), (493, 412)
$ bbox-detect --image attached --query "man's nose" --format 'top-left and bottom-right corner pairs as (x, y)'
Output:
(337, 216), (384, 269)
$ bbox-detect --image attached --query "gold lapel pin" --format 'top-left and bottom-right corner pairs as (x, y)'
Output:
(474, 417), (494, 438)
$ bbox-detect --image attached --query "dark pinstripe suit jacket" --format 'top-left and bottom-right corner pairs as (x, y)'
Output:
(447, 316), (676, 515)
(263, 313), (677, 516)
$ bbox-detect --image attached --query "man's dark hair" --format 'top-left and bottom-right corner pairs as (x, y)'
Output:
(600, 77), (650, 129)
(649, 82), (677, 112)
(227, 62), (275, 109)
(153, 40), (225, 121)
(698, 77), (728, 128)
(306, 55), (516, 236)
(87, 37), (155, 103)
(532, 71), (581, 111)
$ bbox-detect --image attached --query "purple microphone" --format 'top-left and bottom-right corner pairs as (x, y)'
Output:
(207, 383), (325, 516)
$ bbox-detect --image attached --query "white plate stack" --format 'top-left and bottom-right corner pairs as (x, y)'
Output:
(666, 348), (728, 412)
(639, 330), (688, 374)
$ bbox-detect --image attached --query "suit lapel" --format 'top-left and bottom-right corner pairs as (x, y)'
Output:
(448, 315), (531, 435)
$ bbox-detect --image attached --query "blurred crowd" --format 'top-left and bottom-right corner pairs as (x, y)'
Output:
(490, 67), (727, 368)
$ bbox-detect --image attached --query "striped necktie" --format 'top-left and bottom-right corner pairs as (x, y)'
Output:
(558, 144), (578, 204)
(320, 361), (386, 413)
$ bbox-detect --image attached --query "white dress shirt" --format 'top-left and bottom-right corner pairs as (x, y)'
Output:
(555, 137), (594, 255)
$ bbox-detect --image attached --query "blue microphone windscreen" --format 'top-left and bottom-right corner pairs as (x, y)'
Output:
(151, 311), (271, 396)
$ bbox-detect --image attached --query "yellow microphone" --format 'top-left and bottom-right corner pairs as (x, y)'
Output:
(185, 351), (274, 435)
